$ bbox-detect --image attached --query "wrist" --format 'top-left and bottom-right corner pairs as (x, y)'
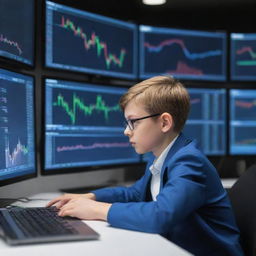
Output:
(95, 202), (112, 221)
(84, 193), (96, 200)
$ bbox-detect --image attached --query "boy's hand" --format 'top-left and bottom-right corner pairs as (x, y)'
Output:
(57, 197), (111, 221)
(46, 193), (96, 209)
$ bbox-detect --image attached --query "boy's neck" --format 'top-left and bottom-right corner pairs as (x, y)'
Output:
(154, 132), (179, 158)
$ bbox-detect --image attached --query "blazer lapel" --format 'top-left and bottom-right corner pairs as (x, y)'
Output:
(160, 133), (192, 188)
(143, 156), (154, 201)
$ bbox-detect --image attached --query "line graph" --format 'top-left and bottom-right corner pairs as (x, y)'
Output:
(140, 29), (226, 80)
(53, 135), (136, 165)
(233, 127), (256, 146)
(0, 34), (23, 55)
(231, 35), (256, 80)
(235, 99), (256, 109)
(59, 16), (127, 69)
(236, 46), (256, 66)
(231, 126), (256, 154)
(190, 98), (201, 105)
(0, 0), (34, 65)
(144, 38), (222, 60)
(234, 99), (256, 121)
(236, 138), (256, 145)
(57, 142), (130, 152)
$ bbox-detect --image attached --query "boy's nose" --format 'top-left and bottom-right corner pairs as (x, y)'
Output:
(124, 126), (132, 137)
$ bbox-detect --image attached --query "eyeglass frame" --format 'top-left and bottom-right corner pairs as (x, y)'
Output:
(124, 113), (161, 131)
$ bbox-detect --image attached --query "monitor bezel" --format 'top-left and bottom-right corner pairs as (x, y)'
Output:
(0, 0), (36, 68)
(43, 0), (139, 81)
(41, 75), (142, 176)
(0, 67), (37, 187)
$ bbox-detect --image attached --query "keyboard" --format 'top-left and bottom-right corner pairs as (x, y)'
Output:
(0, 198), (17, 208)
(0, 207), (99, 245)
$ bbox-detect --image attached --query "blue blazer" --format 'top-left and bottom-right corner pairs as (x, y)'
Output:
(93, 134), (244, 256)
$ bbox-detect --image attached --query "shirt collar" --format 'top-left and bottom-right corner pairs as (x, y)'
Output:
(149, 135), (179, 176)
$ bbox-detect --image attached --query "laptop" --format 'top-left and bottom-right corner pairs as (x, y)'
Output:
(0, 206), (99, 245)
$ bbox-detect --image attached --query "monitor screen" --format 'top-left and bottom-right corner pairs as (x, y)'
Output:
(0, 0), (34, 66)
(45, 1), (138, 79)
(182, 88), (226, 155)
(43, 78), (140, 174)
(230, 33), (256, 81)
(230, 89), (256, 155)
(139, 25), (227, 81)
(0, 68), (36, 186)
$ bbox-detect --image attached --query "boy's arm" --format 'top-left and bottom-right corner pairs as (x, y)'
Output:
(92, 171), (149, 203)
(106, 154), (208, 234)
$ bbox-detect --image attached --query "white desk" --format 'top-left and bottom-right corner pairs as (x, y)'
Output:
(0, 193), (192, 256)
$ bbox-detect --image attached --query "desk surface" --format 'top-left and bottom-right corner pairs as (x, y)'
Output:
(0, 193), (192, 256)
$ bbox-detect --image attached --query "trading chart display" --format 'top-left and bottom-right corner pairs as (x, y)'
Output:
(182, 88), (226, 155)
(0, 68), (35, 182)
(44, 79), (140, 172)
(230, 33), (256, 81)
(139, 25), (227, 81)
(45, 1), (138, 79)
(230, 90), (256, 155)
(0, 0), (34, 65)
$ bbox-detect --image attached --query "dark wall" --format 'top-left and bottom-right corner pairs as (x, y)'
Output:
(53, 0), (256, 32)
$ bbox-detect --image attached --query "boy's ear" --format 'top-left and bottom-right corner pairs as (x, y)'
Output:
(160, 113), (173, 132)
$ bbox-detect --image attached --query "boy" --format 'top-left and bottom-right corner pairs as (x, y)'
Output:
(47, 76), (243, 256)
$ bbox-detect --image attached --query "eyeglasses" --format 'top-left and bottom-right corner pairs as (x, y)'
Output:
(124, 113), (161, 131)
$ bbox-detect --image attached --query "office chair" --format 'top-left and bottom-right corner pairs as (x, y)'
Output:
(228, 164), (256, 256)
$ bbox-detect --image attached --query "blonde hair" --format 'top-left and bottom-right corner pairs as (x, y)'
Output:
(119, 76), (190, 133)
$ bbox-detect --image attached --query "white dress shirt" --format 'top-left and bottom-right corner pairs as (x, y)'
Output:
(149, 136), (178, 201)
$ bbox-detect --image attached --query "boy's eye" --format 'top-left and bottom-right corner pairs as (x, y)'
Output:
(132, 120), (140, 127)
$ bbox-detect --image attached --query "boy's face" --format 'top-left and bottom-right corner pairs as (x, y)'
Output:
(123, 100), (170, 157)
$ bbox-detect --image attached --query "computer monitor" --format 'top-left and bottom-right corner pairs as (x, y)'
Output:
(45, 1), (138, 79)
(43, 78), (140, 174)
(0, 68), (36, 186)
(182, 88), (226, 155)
(230, 33), (256, 81)
(230, 89), (256, 155)
(0, 0), (35, 66)
(139, 25), (227, 81)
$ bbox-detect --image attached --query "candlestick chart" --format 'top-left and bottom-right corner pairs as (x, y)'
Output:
(46, 2), (137, 79)
(59, 16), (127, 70)
(51, 87), (123, 127)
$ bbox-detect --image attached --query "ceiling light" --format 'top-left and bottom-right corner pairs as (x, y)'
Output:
(142, 0), (166, 5)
